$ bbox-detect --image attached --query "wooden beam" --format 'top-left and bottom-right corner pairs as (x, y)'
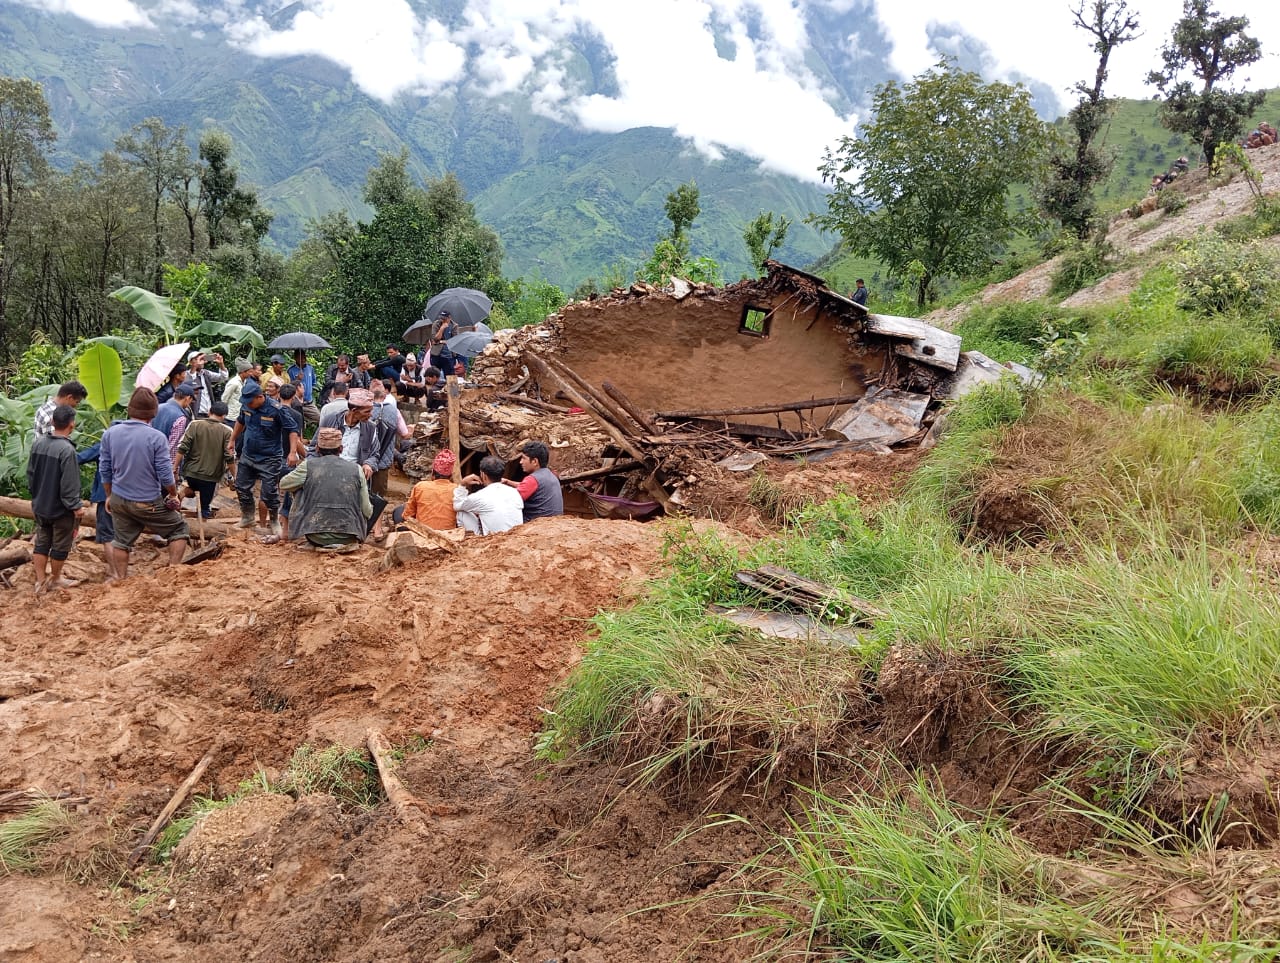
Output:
(0, 495), (34, 520)
(557, 460), (645, 483)
(671, 417), (806, 441)
(546, 357), (646, 438)
(601, 381), (656, 434)
(656, 394), (864, 420)
(495, 392), (573, 414)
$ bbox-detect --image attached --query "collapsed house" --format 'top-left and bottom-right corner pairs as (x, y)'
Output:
(403, 261), (1031, 518)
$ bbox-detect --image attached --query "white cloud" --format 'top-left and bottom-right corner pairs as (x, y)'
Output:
(225, 0), (467, 101)
(12, 0), (152, 28)
(19, 0), (1280, 187)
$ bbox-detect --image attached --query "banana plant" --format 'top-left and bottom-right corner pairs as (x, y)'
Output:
(108, 284), (266, 353)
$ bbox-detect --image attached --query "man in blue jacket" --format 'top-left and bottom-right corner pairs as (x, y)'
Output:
(228, 381), (300, 535)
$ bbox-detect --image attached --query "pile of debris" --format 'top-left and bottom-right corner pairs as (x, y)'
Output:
(407, 262), (1035, 518)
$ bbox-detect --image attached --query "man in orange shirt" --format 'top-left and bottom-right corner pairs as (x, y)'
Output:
(394, 449), (458, 530)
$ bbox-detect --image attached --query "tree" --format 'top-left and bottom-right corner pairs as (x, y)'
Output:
(743, 211), (791, 275)
(116, 117), (191, 291)
(815, 61), (1047, 308)
(198, 129), (272, 253)
(0, 77), (56, 358)
(664, 181), (700, 241)
(1039, 1), (1141, 238)
(1147, 0), (1264, 166)
(335, 158), (502, 348)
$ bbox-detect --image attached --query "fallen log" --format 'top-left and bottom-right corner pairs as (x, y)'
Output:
(367, 729), (430, 833)
(0, 544), (32, 570)
(128, 749), (216, 866)
(656, 394), (864, 420)
(0, 495), (35, 520)
(1, 496), (231, 540)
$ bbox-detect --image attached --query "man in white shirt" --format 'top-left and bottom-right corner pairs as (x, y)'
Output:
(453, 455), (523, 535)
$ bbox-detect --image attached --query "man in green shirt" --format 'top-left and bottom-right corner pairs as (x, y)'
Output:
(174, 401), (234, 519)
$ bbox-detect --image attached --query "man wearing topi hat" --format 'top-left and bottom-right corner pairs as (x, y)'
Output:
(279, 426), (372, 551)
(99, 387), (190, 580)
(393, 448), (458, 530)
(312, 387), (396, 479)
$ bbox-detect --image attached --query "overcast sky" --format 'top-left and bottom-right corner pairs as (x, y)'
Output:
(13, 0), (1280, 183)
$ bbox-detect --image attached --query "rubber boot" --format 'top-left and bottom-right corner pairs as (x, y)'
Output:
(269, 513), (282, 536)
(239, 511), (256, 529)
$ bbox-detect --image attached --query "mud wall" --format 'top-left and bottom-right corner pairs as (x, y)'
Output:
(555, 290), (892, 426)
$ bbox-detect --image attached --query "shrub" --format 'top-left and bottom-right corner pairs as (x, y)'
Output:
(1049, 240), (1112, 298)
(1170, 236), (1280, 317)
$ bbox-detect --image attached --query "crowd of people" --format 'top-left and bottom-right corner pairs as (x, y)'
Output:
(24, 322), (564, 589)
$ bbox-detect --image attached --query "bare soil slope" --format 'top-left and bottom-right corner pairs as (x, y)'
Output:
(1, 519), (777, 962)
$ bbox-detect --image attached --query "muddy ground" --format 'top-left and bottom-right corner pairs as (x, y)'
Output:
(0, 449), (928, 963)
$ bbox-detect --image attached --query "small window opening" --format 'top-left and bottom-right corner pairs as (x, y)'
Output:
(740, 305), (772, 337)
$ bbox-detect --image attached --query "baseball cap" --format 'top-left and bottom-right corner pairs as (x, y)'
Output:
(270, 354), (287, 364)
(241, 382), (264, 401)
(175, 383), (196, 397)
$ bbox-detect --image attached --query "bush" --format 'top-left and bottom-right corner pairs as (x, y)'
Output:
(1049, 240), (1112, 298)
(953, 302), (1082, 364)
(1171, 236), (1280, 317)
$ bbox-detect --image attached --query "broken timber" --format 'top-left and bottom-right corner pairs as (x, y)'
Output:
(526, 354), (676, 513)
(657, 394), (865, 420)
(367, 729), (431, 833)
(734, 565), (886, 624)
(863, 315), (962, 372)
(128, 749), (216, 865)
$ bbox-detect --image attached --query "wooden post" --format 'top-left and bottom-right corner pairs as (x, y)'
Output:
(446, 375), (462, 483)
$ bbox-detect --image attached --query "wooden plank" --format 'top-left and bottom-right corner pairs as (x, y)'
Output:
(864, 314), (962, 371)
(558, 460), (645, 483)
(674, 417), (805, 442)
(656, 394), (864, 420)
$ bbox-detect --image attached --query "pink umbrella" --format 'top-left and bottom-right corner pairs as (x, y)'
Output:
(134, 342), (190, 392)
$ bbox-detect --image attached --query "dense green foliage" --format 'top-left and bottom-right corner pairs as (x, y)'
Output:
(816, 61), (1048, 307)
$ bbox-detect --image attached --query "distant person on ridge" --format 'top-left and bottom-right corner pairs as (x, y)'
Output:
(851, 278), (868, 307)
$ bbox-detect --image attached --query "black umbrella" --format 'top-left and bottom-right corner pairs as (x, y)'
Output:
(403, 316), (436, 345)
(268, 331), (332, 351)
(446, 322), (495, 358)
(424, 288), (493, 327)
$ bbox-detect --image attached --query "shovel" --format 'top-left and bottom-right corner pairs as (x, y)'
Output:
(182, 503), (223, 565)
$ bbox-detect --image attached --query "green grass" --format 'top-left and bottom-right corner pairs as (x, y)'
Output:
(0, 800), (74, 873)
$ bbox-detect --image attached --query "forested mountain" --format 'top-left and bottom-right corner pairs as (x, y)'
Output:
(0, 1), (887, 286)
